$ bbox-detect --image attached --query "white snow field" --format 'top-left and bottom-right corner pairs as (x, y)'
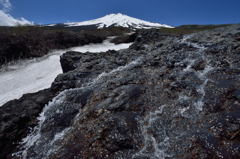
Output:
(59, 13), (173, 29)
(0, 39), (132, 106)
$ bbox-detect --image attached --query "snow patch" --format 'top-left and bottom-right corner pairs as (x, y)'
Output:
(0, 39), (132, 106)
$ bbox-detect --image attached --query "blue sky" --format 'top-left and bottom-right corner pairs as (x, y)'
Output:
(2, 0), (240, 26)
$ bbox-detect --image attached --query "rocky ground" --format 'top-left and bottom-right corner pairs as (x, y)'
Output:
(0, 24), (240, 159)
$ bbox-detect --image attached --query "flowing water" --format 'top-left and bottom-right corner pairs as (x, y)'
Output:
(14, 34), (215, 159)
(133, 35), (215, 158)
(178, 35), (213, 111)
(15, 57), (143, 159)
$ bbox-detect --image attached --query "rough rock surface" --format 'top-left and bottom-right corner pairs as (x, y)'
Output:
(110, 33), (137, 44)
(1, 24), (240, 159)
(0, 28), (134, 159)
(0, 89), (56, 159)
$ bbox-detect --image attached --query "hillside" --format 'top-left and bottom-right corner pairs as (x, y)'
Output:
(0, 24), (239, 158)
(0, 26), (131, 67)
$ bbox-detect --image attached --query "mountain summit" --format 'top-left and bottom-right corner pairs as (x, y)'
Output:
(62, 13), (172, 29)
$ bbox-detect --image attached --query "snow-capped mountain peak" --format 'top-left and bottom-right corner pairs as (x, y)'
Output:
(63, 13), (173, 29)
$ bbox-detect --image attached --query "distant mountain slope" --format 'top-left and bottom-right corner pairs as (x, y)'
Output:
(49, 13), (173, 29)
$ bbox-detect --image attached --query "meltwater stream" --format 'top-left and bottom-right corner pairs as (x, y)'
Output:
(0, 39), (132, 106)
(133, 35), (215, 159)
(179, 35), (213, 111)
(12, 34), (217, 159)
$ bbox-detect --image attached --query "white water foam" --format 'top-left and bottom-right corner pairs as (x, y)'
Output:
(133, 105), (171, 159)
(179, 35), (214, 112)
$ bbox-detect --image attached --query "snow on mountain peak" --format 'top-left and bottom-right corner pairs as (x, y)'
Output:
(64, 13), (173, 29)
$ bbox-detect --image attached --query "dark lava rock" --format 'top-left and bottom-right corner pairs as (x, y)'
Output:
(0, 89), (55, 159)
(191, 58), (206, 71)
(2, 24), (240, 159)
(60, 51), (82, 73)
(110, 33), (137, 44)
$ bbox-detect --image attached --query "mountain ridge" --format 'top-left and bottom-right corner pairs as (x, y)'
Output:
(49, 13), (173, 29)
